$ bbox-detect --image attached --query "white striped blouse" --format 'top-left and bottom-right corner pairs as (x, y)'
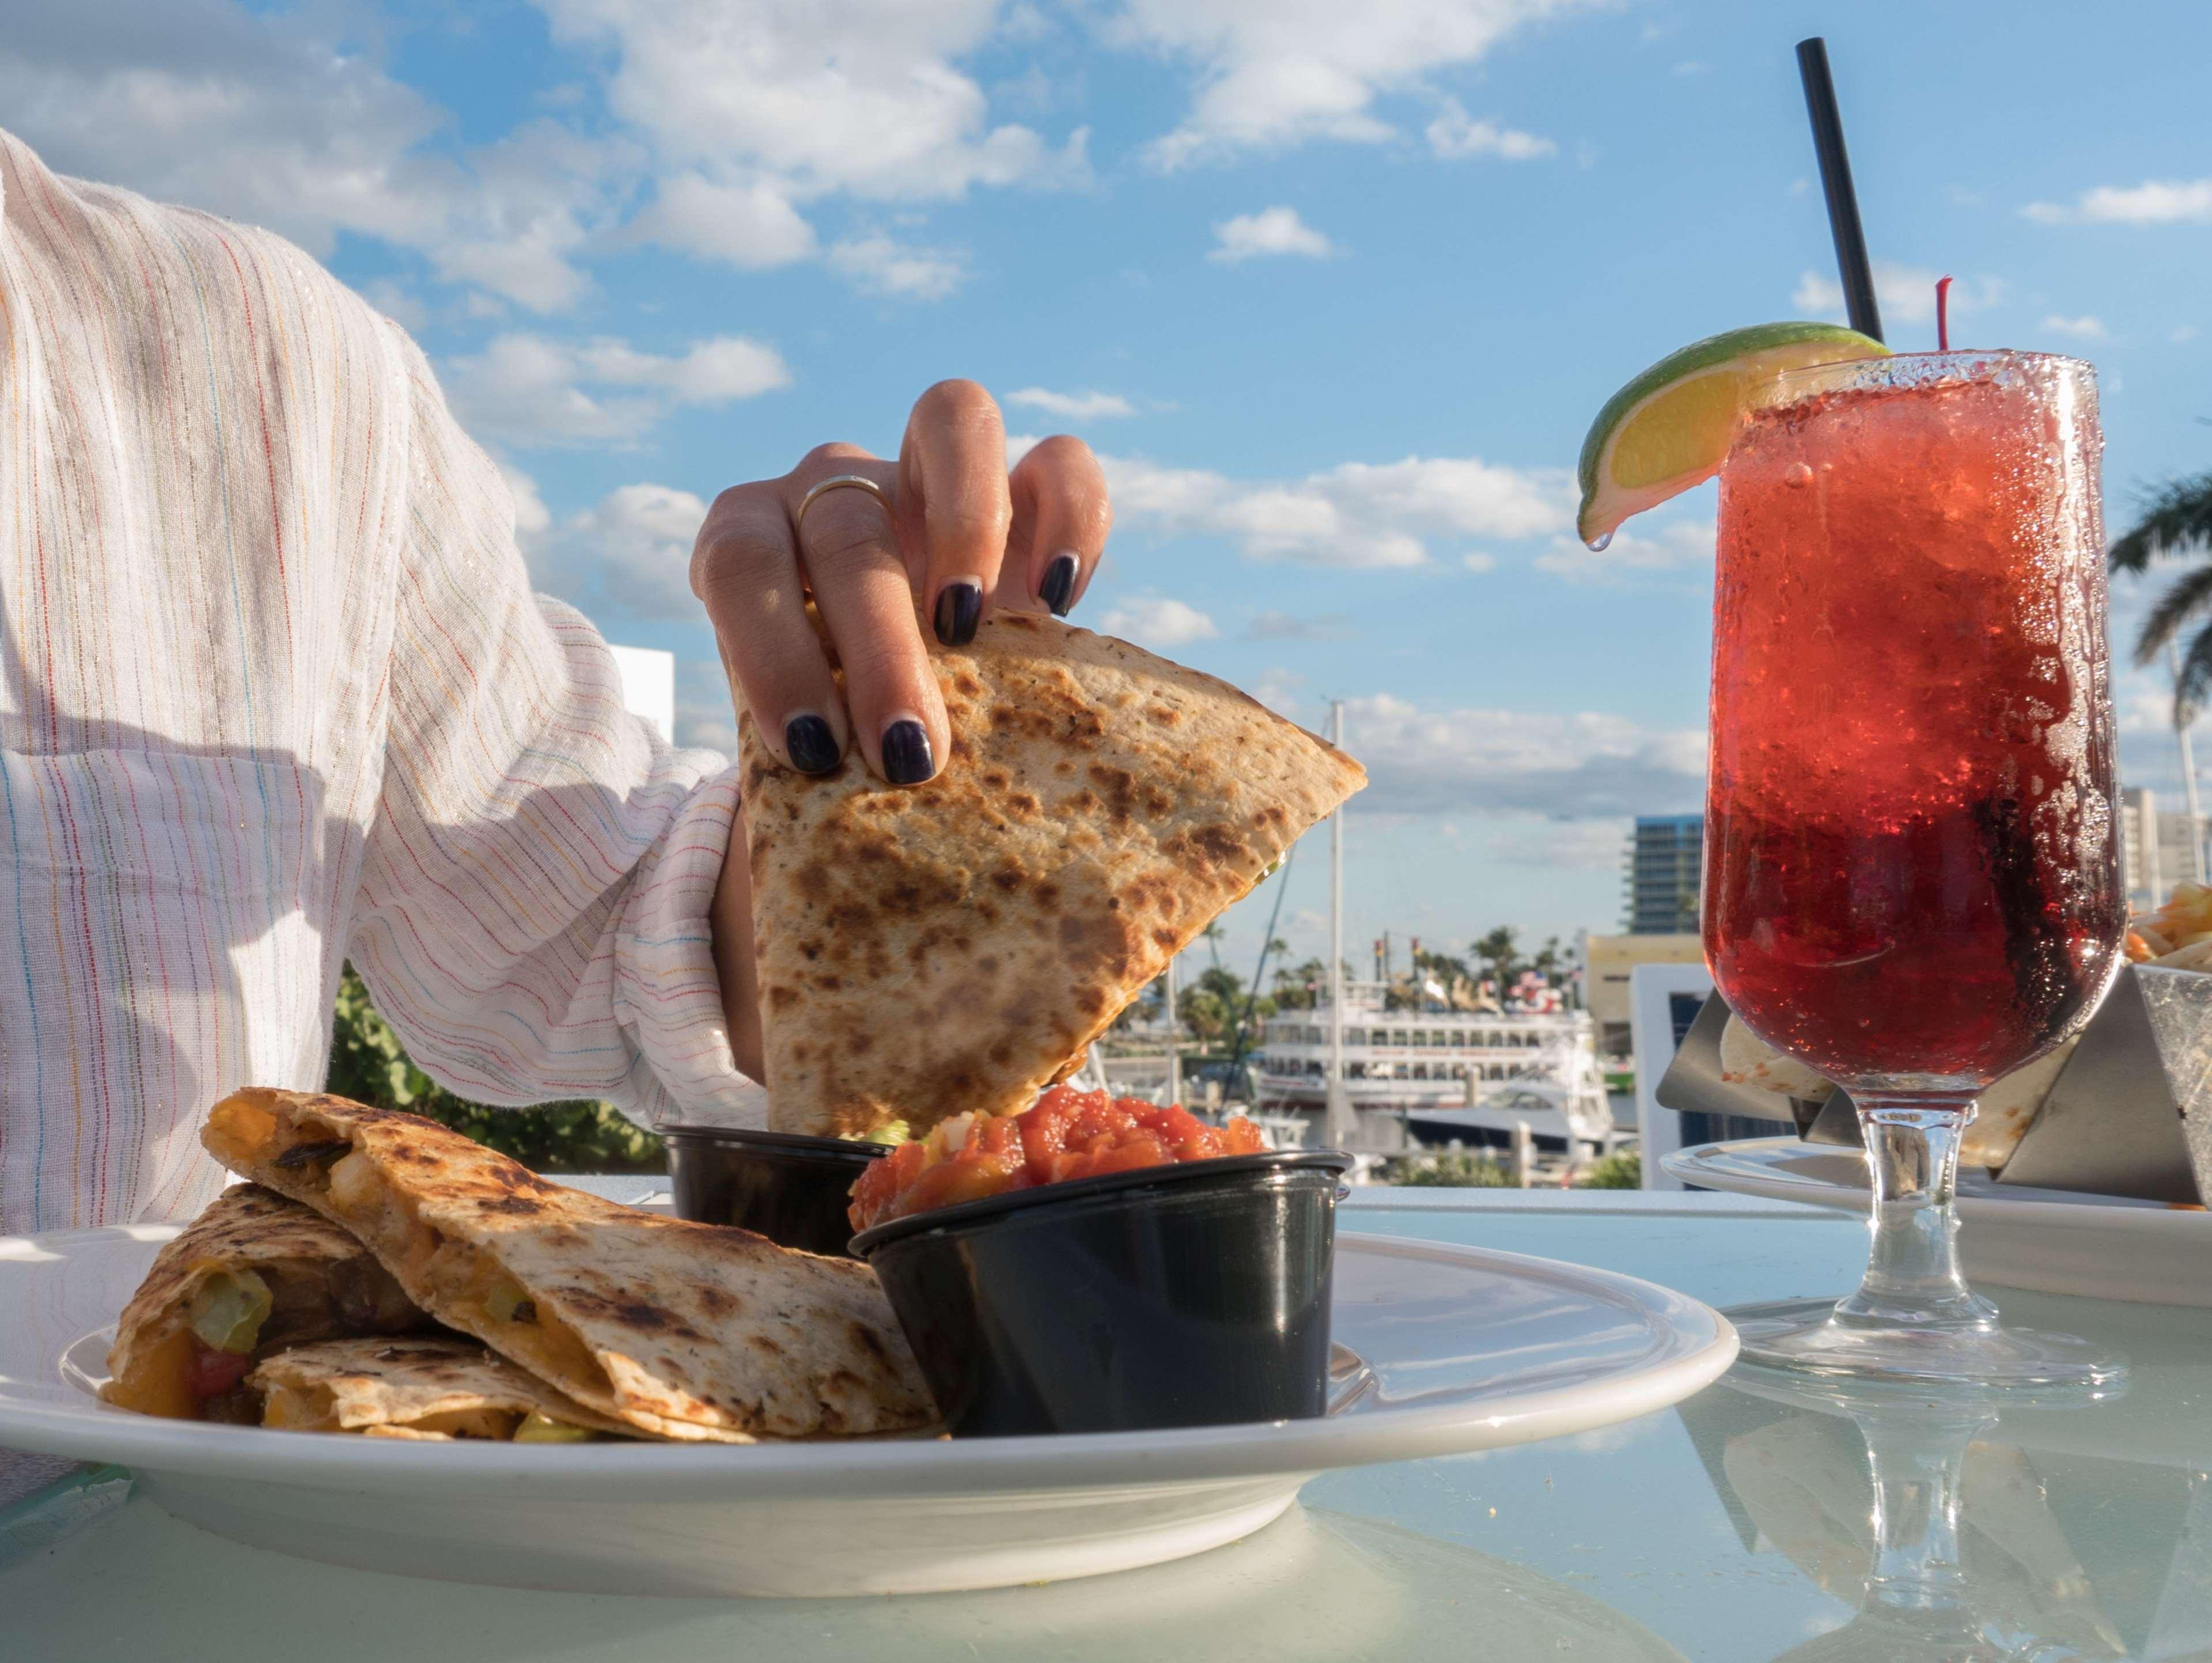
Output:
(0, 128), (764, 1235)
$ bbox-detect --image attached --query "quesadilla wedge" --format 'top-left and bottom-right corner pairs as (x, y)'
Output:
(103, 1184), (433, 1422)
(202, 1089), (935, 1442)
(738, 612), (1366, 1138)
(252, 1337), (632, 1440)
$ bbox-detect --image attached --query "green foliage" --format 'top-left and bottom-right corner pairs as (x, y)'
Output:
(1577, 1150), (1642, 1190)
(327, 963), (666, 1175)
(1393, 1151), (1516, 1188)
(1472, 925), (1524, 992)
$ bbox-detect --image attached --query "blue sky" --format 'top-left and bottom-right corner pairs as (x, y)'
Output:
(13, 0), (2212, 979)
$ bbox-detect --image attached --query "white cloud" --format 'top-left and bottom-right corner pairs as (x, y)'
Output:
(525, 480), (711, 622)
(540, 0), (1088, 292)
(0, 2), (630, 313)
(1101, 449), (1569, 569)
(1209, 206), (1339, 262)
(1461, 551), (1497, 573)
(1246, 611), (1354, 641)
(2040, 314), (2108, 340)
(1006, 388), (1138, 420)
(1485, 817), (1632, 870)
(828, 233), (970, 300)
(1122, 0), (1592, 169)
(1342, 692), (1706, 818)
(1537, 516), (1713, 582)
(2024, 179), (2212, 226)
(1425, 99), (1555, 161)
(629, 171), (819, 270)
(1792, 264), (2005, 326)
(1251, 667), (1309, 715)
(2175, 325), (2202, 344)
(1097, 593), (1221, 646)
(675, 660), (738, 755)
(446, 332), (791, 448)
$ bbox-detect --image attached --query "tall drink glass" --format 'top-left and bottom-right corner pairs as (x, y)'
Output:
(1706, 350), (2126, 1386)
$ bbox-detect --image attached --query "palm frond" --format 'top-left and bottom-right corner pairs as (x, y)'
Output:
(2134, 563), (2212, 666)
(2176, 623), (2212, 726)
(2111, 472), (2212, 573)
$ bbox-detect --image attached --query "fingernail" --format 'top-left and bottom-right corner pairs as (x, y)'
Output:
(881, 719), (934, 786)
(1039, 552), (1079, 617)
(933, 579), (983, 647)
(784, 713), (841, 775)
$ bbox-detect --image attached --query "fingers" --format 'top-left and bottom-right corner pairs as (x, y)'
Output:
(784, 448), (948, 785)
(690, 480), (848, 776)
(897, 380), (1012, 649)
(1004, 434), (1111, 616)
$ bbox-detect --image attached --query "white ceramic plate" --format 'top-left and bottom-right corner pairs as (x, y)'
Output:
(1666, 1137), (2212, 1308)
(0, 1226), (1734, 1597)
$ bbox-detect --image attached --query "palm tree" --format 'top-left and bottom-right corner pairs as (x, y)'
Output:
(2111, 469), (2212, 717)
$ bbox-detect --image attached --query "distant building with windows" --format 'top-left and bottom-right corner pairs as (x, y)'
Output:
(2119, 786), (2203, 911)
(1624, 813), (1703, 936)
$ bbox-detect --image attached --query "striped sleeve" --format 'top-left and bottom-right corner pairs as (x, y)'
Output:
(347, 322), (767, 1128)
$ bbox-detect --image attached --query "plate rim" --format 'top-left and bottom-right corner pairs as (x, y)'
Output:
(0, 1228), (1737, 1495)
(1665, 1136), (2212, 1236)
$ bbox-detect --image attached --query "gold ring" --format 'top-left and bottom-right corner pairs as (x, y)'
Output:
(795, 473), (893, 544)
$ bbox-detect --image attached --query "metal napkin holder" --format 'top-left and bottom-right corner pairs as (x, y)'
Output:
(1654, 966), (2212, 1206)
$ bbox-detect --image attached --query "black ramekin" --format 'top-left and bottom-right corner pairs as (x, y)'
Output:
(850, 1149), (1351, 1437)
(663, 1124), (893, 1257)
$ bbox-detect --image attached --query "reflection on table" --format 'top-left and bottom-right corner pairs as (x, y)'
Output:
(1680, 1351), (2212, 1661)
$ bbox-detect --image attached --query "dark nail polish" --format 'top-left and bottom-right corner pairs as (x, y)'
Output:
(784, 714), (841, 775)
(1039, 552), (1078, 617)
(934, 579), (983, 646)
(881, 719), (934, 785)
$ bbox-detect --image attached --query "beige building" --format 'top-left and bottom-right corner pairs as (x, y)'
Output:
(1583, 931), (1704, 1056)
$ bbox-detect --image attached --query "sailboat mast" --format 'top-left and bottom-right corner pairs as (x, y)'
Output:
(1327, 699), (1353, 1147)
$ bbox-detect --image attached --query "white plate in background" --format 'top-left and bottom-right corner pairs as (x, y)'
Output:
(1665, 1137), (2212, 1308)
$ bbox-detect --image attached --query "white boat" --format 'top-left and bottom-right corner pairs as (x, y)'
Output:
(1252, 983), (1619, 1158)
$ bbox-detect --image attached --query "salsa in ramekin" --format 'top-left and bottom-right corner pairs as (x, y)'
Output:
(847, 1086), (1266, 1232)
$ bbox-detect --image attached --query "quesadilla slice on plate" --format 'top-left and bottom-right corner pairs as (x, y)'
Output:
(203, 1089), (935, 1443)
(103, 1184), (433, 1422)
(738, 612), (1366, 1138)
(252, 1337), (632, 1441)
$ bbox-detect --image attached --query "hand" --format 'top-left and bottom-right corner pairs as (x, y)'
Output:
(690, 379), (1111, 786)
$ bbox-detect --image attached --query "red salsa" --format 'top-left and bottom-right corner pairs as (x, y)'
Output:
(849, 1087), (1266, 1232)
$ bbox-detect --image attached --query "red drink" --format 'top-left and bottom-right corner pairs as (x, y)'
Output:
(1705, 353), (2122, 1089)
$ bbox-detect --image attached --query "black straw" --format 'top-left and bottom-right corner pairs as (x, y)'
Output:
(1796, 37), (1883, 344)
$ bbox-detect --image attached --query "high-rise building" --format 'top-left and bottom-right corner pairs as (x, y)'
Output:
(1624, 813), (1703, 935)
(2118, 786), (2203, 910)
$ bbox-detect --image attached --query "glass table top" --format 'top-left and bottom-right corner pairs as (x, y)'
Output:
(8, 1190), (2208, 1662)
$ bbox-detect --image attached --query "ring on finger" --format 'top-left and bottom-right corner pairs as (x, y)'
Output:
(794, 473), (893, 546)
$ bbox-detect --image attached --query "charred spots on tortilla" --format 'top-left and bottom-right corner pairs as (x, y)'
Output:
(273, 1138), (351, 1170)
(768, 985), (802, 1011)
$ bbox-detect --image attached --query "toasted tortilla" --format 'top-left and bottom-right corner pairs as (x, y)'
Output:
(738, 612), (1366, 1137)
(202, 1089), (935, 1442)
(103, 1184), (433, 1420)
(1715, 1014), (2069, 1173)
(252, 1337), (632, 1439)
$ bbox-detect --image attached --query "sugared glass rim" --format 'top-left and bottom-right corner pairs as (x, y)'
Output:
(1757, 347), (2096, 410)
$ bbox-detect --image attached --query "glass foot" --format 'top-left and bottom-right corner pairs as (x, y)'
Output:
(1728, 1298), (2128, 1389)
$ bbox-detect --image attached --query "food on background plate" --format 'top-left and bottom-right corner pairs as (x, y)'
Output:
(202, 1088), (935, 1442)
(252, 1337), (631, 1441)
(849, 1086), (1267, 1232)
(738, 612), (1365, 1141)
(2127, 881), (2212, 968)
(102, 1184), (434, 1422)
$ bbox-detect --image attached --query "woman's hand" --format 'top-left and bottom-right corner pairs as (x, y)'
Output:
(690, 379), (1111, 786)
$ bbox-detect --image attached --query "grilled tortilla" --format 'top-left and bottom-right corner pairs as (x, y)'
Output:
(252, 1337), (632, 1440)
(103, 1185), (432, 1422)
(738, 611), (1366, 1137)
(202, 1089), (935, 1442)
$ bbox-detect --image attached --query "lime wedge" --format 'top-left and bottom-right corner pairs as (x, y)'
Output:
(1576, 323), (1889, 548)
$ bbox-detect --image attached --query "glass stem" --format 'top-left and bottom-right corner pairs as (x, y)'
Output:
(1832, 1093), (2000, 1332)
